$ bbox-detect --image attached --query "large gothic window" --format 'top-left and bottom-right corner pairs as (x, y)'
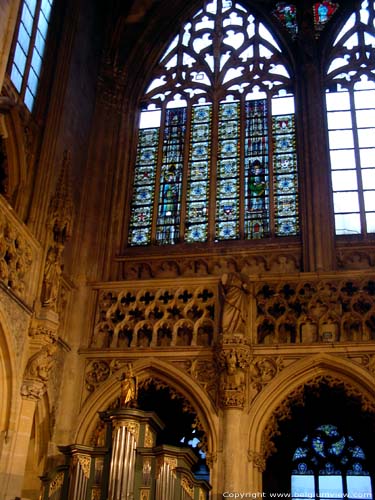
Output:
(325, 0), (375, 236)
(291, 424), (373, 500)
(128, 0), (298, 247)
(9, 0), (54, 111)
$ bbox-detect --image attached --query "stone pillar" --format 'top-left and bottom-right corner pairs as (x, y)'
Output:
(217, 334), (252, 496)
(2, 398), (37, 500)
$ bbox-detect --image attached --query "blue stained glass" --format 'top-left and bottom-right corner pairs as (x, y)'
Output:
(220, 140), (238, 157)
(328, 437), (346, 456)
(293, 448), (308, 460)
(185, 104), (211, 242)
(192, 143), (210, 159)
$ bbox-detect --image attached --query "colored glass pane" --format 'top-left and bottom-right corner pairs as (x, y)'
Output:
(186, 104), (212, 243)
(128, 127), (159, 246)
(244, 99), (270, 238)
(216, 101), (240, 241)
(273, 113), (298, 236)
(273, 3), (298, 36)
(313, 2), (339, 33)
(156, 107), (187, 244)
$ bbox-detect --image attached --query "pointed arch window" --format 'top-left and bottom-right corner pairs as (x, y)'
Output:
(325, 0), (375, 236)
(9, 0), (55, 111)
(128, 0), (299, 247)
(291, 424), (373, 500)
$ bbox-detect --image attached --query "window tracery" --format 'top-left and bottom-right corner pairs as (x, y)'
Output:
(291, 424), (373, 500)
(128, 0), (299, 247)
(325, 0), (375, 236)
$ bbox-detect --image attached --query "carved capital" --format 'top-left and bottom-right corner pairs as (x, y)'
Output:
(205, 452), (217, 469)
(248, 450), (266, 472)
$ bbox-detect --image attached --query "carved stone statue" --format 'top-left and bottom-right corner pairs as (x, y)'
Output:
(221, 272), (251, 335)
(120, 366), (138, 408)
(41, 244), (63, 310)
(219, 350), (245, 407)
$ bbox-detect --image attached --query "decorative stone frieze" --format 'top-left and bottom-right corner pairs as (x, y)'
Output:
(120, 249), (301, 280)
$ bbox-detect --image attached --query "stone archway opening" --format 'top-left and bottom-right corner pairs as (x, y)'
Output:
(262, 377), (375, 497)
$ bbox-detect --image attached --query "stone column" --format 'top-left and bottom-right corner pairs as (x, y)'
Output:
(217, 334), (252, 496)
(2, 398), (37, 500)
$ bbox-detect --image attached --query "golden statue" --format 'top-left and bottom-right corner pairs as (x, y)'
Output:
(119, 366), (138, 408)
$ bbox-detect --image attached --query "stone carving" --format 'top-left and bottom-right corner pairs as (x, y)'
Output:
(21, 344), (57, 400)
(220, 272), (251, 335)
(48, 150), (74, 244)
(248, 450), (266, 472)
(219, 350), (246, 408)
(0, 213), (33, 297)
(256, 278), (375, 344)
(249, 357), (284, 402)
(85, 361), (111, 392)
(188, 358), (218, 403)
(0, 287), (31, 359)
(91, 285), (216, 349)
(41, 244), (64, 310)
(363, 354), (375, 377)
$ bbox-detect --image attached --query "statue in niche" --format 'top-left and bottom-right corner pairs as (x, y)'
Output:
(197, 326), (212, 346)
(119, 366), (138, 409)
(221, 272), (251, 335)
(176, 327), (192, 346)
(158, 331), (171, 346)
(118, 330), (131, 348)
(41, 244), (64, 310)
(300, 318), (318, 343)
(137, 330), (151, 347)
(319, 318), (339, 342)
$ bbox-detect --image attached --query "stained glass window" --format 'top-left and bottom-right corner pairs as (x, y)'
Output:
(313, 2), (339, 33)
(128, 0), (299, 247)
(9, 0), (55, 111)
(291, 425), (373, 500)
(325, 0), (375, 236)
(273, 3), (298, 37)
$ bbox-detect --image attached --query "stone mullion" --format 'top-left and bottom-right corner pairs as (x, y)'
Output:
(296, 12), (336, 272)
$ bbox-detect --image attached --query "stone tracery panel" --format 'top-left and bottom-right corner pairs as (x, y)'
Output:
(255, 278), (375, 344)
(90, 283), (217, 349)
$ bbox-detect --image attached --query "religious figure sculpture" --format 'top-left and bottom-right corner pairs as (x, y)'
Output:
(120, 366), (138, 408)
(41, 244), (64, 310)
(221, 272), (251, 335)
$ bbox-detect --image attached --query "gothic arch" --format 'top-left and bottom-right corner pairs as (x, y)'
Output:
(247, 353), (375, 489)
(75, 357), (219, 458)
